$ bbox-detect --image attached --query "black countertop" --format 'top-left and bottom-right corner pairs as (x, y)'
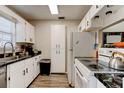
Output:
(0, 53), (41, 68)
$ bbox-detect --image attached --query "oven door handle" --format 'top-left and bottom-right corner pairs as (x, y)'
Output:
(75, 66), (84, 77)
(75, 67), (88, 87)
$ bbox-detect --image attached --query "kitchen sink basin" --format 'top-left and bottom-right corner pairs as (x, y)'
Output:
(0, 56), (27, 63)
(0, 56), (18, 62)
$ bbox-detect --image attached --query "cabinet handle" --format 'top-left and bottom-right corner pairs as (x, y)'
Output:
(26, 68), (28, 73)
(56, 51), (57, 54)
(8, 77), (10, 81)
(35, 58), (37, 61)
(94, 15), (99, 19)
(87, 21), (89, 26)
(37, 62), (39, 66)
(96, 5), (99, 9)
(106, 11), (112, 15)
(79, 26), (82, 31)
(30, 38), (32, 42)
(109, 51), (112, 53)
(23, 70), (25, 76)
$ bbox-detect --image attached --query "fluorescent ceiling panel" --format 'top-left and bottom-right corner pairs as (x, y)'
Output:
(48, 5), (58, 14)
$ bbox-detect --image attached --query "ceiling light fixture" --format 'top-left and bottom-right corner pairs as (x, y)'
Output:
(48, 5), (58, 14)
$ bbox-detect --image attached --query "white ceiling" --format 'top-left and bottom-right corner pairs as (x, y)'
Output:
(7, 5), (91, 20)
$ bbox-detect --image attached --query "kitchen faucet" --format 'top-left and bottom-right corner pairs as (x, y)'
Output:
(3, 42), (15, 58)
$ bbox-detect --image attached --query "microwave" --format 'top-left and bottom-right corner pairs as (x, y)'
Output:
(103, 32), (124, 45)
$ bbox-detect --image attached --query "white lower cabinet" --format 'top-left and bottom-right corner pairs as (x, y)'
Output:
(7, 55), (41, 88)
(34, 55), (40, 77)
(7, 61), (25, 88)
(25, 58), (34, 87)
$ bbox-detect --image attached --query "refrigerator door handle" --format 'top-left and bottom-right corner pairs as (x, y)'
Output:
(69, 49), (73, 51)
(75, 40), (79, 45)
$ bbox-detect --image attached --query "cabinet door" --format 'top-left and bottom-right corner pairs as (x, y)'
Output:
(89, 5), (104, 19)
(51, 25), (66, 73)
(51, 49), (58, 73)
(25, 22), (30, 42)
(51, 49), (65, 73)
(16, 20), (26, 42)
(30, 26), (35, 43)
(103, 6), (123, 27)
(57, 25), (65, 49)
(51, 25), (65, 49)
(25, 58), (34, 87)
(8, 61), (25, 88)
(34, 56), (38, 78)
(51, 26), (60, 49)
(37, 55), (41, 75)
(36, 56), (40, 76)
(85, 11), (91, 30)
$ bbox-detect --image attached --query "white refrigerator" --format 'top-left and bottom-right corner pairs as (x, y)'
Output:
(67, 32), (96, 87)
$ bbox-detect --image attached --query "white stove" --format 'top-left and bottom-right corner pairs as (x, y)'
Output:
(74, 57), (124, 88)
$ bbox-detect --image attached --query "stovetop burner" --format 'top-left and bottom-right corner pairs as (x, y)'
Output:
(80, 60), (92, 62)
(95, 73), (124, 88)
(88, 64), (104, 69)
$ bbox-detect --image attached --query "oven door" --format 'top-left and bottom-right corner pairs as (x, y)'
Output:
(75, 67), (88, 88)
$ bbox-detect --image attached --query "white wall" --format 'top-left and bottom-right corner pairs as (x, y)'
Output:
(30, 20), (80, 59)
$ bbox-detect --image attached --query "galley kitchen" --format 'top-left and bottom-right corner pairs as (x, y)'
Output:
(0, 5), (124, 88)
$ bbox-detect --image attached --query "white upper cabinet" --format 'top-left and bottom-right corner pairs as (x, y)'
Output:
(78, 5), (104, 32)
(16, 19), (26, 42)
(85, 5), (104, 31)
(78, 5), (124, 32)
(89, 5), (104, 19)
(30, 25), (35, 43)
(25, 22), (35, 43)
(78, 17), (86, 32)
(16, 21), (35, 43)
(101, 5), (124, 28)
(0, 5), (35, 44)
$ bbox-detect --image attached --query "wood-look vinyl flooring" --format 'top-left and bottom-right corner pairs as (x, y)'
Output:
(29, 74), (71, 88)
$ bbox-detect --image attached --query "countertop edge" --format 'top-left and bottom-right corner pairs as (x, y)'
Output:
(0, 53), (41, 68)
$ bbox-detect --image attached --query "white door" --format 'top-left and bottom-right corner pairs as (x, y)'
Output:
(8, 61), (25, 88)
(51, 25), (66, 73)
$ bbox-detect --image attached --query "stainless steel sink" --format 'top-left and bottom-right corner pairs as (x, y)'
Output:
(0, 55), (28, 63)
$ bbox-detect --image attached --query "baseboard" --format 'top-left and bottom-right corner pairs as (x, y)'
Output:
(27, 73), (40, 88)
